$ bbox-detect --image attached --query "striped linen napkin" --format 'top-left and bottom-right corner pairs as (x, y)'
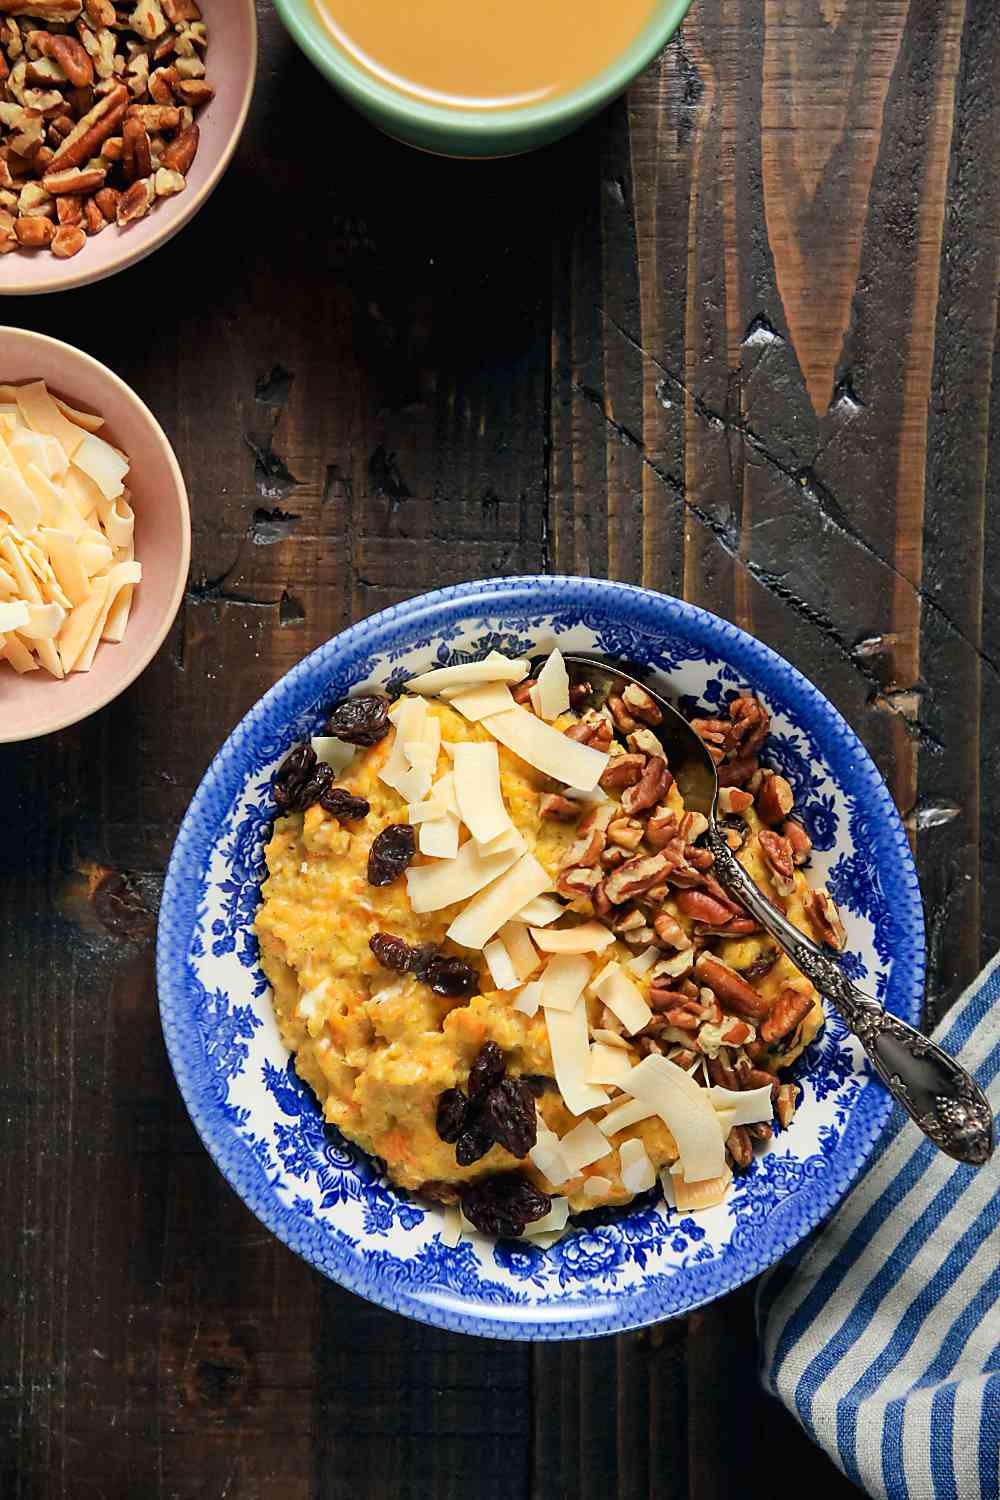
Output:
(758, 951), (1000, 1500)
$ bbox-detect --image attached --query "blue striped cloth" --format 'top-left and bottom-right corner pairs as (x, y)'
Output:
(758, 952), (1000, 1500)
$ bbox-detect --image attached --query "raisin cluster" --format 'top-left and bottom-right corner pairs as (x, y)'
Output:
(435, 1041), (538, 1166)
(460, 1174), (551, 1238)
(367, 824), (416, 886)
(325, 693), (391, 746)
(369, 932), (478, 998)
(272, 743), (370, 820)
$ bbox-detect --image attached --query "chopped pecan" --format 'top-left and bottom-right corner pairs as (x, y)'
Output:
(717, 754), (759, 788)
(776, 1084), (798, 1129)
(743, 947), (779, 982)
(621, 756), (671, 817)
(627, 727), (663, 757)
(622, 682), (663, 725)
(679, 811), (709, 843)
(124, 100), (177, 130)
(668, 1046), (699, 1071)
(729, 696), (770, 757)
(81, 191), (105, 231)
(758, 829), (797, 898)
(539, 793), (577, 821)
(0, 0), (80, 17)
(50, 221), (84, 256)
(510, 677), (536, 705)
(84, 0), (115, 23)
(623, 924), (654, 946)
(690, 716), (732, 758)
(707, 1053), (740, 1091)
(805, 887), (847, 950)
(14, 211), (52, 243)
(115, 172), (151, 223)
(694, 953), (769, 1022)
(600, 846), (626, 869)
(747, 1122), (773, 1144)
(603, 851), (674, 904)
(30, 31), (93, 86)
(740, 1066), (780, 1097)
(48, 81), (126, 170)
(755, 772), (794, 826)
(686, 846), (714, 872)
(648, 986), (696, 1014)
(120, 112), (149, 180)
(555, 865), (601, 899)
(782, 819), (812, 865)
(92, 182), (118, 218)
(613, 906), (646, 934)
(599, 751), (645, 790)
(173, 77), (212, 105)
(636, 1036), (666, 1058)
(717, 1017), (754, 1047)
(726, 1125), (753, 1171)
(607, 817), (644, 850)
(592, 880), (612, 918)
(148, 63), (177, 102)
(645, 808), (679, 849)
(653, 910), (689, 949)
(607, 693), (638, 733)
(54, 193), (80, 223)
(760, 986), (814, 1044)
(718, 786), (753, 816)
(675, 888), (734, 927)
(161, 0), (200, 19)
(41, 163), (104, 194)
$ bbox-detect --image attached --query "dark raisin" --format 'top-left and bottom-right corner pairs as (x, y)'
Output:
(436, 1088), (470, 1144)
(367, 824), (416, 886)
(455, 1121), (494, 1167)
(370, 932), (418, 972)
(481, 1077), (537, 1158)
(272, 743), (318, 810)
(520, 1074), (556, 1096)
(468, 1040), (505, 1099)
(319, 786), (370, 821)
(325, 693), (391, 746)
(422, 954), (478, 998)
(744, 947), (780, 982)
(460, 1174), (551, 1238)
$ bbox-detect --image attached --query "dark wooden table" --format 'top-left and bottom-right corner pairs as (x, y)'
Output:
(4, 0), (998, 1495)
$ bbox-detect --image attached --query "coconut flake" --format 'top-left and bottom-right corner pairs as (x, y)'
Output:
(498, 920), (540, 981)
(531, 921), (615, 956)
(451, 740), (514, 846)
(407, 652), (530, 694)
(513, 979), (544, 1017)
(590, 962), (653, 1035)
(528, 1134), (573, 1186)
(707, 1083), (775, 1130)
(598, 1096), (657, 1137)
(619, 1137), (656, 1193)
(539, 953), (592, 1012)
(544, 1001), (610, 1116)
(662, 1165), (732, 1212)
(483, 937), (520, 991)
(587, 1042), (634, 1087)
(558, 1118), (613, 1173)
(311, 735), (357, 773)
(482, 705), (610, 790)
(405, 837), (520, 913)
(407, 797), (447, 825)
(517, 895), (565, 927)
(446, 853), (550, 949)
(623, 1053), (726, 1183)
(583, 1175), (612, 1200)
(523, 1196), (571, 1237)
(626, 945), (661, 976)
(446, 681), (516, 720)
(418, 813), (460, 859)
(535, 648), (570, 720)
(440, 1207), (462, 1246)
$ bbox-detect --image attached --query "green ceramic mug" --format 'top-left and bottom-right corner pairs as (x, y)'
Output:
(272, 0), (695, 157)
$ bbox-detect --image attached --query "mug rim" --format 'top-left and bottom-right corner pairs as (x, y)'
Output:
(272, 0), (695, 148)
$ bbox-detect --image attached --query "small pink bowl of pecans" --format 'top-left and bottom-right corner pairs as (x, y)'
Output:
(0, 0), (256, 294)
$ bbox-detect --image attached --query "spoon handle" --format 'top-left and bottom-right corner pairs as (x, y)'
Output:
(704, 825), (994, 1166)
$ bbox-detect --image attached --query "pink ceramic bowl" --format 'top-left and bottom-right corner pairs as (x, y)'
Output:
(0, 328), (190, 742)
(0, 0), (256, 296)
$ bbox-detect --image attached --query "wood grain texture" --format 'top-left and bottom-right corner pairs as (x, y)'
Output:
(2, 0), (999, 1496)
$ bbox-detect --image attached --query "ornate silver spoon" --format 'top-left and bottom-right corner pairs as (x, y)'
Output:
(560, 653), (994, 1167)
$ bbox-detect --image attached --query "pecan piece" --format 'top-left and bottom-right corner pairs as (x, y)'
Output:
(599, 751), (645, 790)
(81, 193), (106, 232)
(93, 183), (118, 219)
(621, 755), (671, 817)
(606, 693), (638, 733)
(758, 829), (797, 897)
(646, 808), (679, 849)
(717, 754), (759, 788)
(622, 682), (663, 726)
(648, 986), (694, 1014)
(41, 164), (105, 195)
(653, 910), (690, 949)
(54, 194), (81, 224)
(675, 888), (734, 927)
(805, 887), (847, 950)
(776, 1084), (798, 1129)
(603, 850), (674, 904)
(124, 102), (178, 131)
(121, 113), (150, 181)
(718, 786), (753, 816)
(707, 1053), (740, 1091)
(729, 696), (770, 757)
(607, 817), (644, 850)
(760, 986), (815, 1044)
(50, 222), (84, 256)
(783, 819), (812, 865)
(755, 773), (794, 827)
(30, 31), (93, 87)
(48, 82), (126, 171)
(555, 865), (601, 899)
(115, 173), (152, 224)
(694, 953), (769, 1023)
(726, 1125), (753, 1171)
(14, 213), (52, 244)
(539, 793), (577, 821)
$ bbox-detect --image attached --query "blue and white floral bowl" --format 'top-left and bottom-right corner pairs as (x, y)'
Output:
(157, 576), (925, 1339)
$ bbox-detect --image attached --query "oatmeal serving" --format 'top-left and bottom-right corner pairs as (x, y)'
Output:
(255, 650), (844, 1243)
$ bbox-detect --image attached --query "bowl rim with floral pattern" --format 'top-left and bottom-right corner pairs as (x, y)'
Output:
(156, 575), (925, 1339)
